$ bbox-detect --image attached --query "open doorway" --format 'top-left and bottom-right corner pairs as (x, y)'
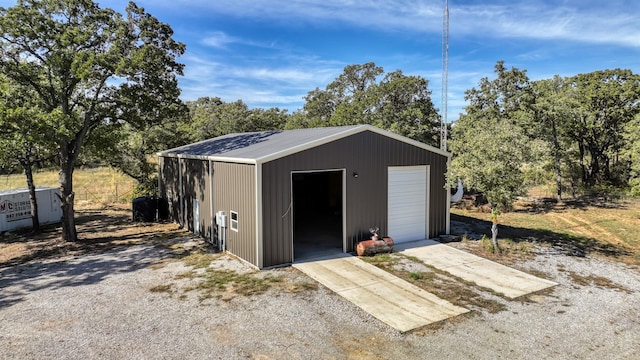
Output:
(292, 170), (344, 261)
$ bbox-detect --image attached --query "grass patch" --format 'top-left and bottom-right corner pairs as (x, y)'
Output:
(404, 270), (507, 313)
(455, 235), (536, 265)
(526, 269), (553, 280)
(285, 281), (319, 293)
(174, 270), (197, 279)
(360, 253), (400, 269)
(452, 198), (640, 265)
(567, 271), (632, 293)
(182, 252), (219, 269)
(162, 269), (287, 301)
(149, 284), (173, 293)
(154, 254), (319, 301)
(408, 272), (423, 280)
(476, 236), (534, 262)
(369, 253), (507, 314)
(192, 269), (282, 296)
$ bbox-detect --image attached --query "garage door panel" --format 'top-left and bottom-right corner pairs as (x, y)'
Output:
(388, 166), (428, 243)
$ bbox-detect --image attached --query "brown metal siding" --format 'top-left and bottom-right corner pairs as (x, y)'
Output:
(181, 159), (213, 240)
(159, 156), (214, 240)
(158, 156), (181, 224)
(213, 162), (257, 267)
(261, 130), (448, 267)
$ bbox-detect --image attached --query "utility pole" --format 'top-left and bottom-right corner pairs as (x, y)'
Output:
(441, 0), (449, 151)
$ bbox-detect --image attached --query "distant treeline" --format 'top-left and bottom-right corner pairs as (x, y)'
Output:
(4, 61), (639, 208)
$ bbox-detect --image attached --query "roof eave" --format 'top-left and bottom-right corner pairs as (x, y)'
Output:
(157, 152), (257, 165)
(254, 124), (451, 164)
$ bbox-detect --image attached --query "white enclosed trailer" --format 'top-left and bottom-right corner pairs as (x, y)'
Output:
(0, 187), (62, 232)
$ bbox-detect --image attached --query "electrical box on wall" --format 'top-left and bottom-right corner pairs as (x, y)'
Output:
(216, 211), (227, 228)
(215, 210), (227, 251)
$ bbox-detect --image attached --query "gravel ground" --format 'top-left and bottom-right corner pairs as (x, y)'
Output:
(1, 236), (639, 360)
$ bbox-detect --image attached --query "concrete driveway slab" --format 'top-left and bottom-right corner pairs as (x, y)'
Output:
(293, 256), (469, 332)
(398, 241), (558, 299)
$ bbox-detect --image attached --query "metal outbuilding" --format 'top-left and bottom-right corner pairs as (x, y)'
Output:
(157, 125), (451, 269)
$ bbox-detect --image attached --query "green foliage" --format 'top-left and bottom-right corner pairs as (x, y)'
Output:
(185, 97), (288, 141)
(129, 173), (158, 200)
(480, 235), (498, 254)
(297, 62), (440, 146)
(450, 61), (533, 210)
(0, 76), (56, 173)
(629, 178), (640, 197)
(623, 113), (640, 196)
(563, 69), (640, 187)
(408, 272), (423, 280)
(453, 62), (640, 206)
(0, 0), (186, 241)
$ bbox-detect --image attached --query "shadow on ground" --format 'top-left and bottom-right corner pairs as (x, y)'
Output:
(511, 196), (628, 214)
(0, 207), (203, 309)
(0, 243), (160, 309)
(450, 213), (631, 260)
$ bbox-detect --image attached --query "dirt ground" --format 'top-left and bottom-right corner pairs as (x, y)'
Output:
(1, 206), (639, 359)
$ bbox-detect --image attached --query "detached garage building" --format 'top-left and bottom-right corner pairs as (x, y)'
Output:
(158, 125), (451, 269)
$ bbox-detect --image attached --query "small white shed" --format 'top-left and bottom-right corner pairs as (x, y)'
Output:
(0, 187), (62, 232)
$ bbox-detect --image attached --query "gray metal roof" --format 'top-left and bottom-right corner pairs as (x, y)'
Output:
(158, 124), (450, 164)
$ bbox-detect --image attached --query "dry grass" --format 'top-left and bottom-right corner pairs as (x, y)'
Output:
(452, 197), (640, 266)
(0, 167), (182, 267)
(566, 271), (632, 293)
(0, 203), (318, 302)
(0, 164), (317, 302)
(167, 260), (318, 302)
(0, 206), (187, 267)
(362, 253), (507, 314)
(0, 167), (137, 207)
(150, 241), (319, 302)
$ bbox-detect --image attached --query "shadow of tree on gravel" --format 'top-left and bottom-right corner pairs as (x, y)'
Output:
(0, 208), (199, 309)
(450, 213), (632, 260)
(0, 244), (160, 309)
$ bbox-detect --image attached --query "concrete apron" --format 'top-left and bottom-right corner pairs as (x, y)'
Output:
(293, 255), (469, 332)
(397, 240), (558, 299)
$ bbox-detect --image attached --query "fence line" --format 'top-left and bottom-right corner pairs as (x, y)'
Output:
(75, 184), (136, 206)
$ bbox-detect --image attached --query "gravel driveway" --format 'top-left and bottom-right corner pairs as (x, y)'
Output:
(1, 236), (639, 359)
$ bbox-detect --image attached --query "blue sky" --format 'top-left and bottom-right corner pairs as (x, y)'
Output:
(3, 0), (640, 122)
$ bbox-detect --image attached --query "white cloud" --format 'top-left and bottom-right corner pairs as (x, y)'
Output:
(143, 0), (640, 47)
(453, 2), (640, 48)
(201, 31), (237, 48)
(178, 53), (344, 108)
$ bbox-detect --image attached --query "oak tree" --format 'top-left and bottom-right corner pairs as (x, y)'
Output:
(300, 62), (439, 146)
(450, 61), (534, 210)
(0, 76), (56, 231)
(0, 0), (185, 241)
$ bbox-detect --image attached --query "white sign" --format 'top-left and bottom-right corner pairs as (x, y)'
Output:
(0, 199), (32, 222)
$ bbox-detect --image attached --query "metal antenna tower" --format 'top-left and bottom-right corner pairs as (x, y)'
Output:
(440, 0), (449, 151)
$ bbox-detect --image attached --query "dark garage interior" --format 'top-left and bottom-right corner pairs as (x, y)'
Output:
(292, 171), (343, 261)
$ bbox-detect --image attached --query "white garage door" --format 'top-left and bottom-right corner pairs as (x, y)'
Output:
(388, 166), (428, 243)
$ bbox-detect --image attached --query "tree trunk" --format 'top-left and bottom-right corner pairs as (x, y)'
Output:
(59, 148), (77, 242)
(491, 223), (498, 253)
(555, 163), (563, 201)
(588, 147), (601, 186)
(21, 159), (40, 232)
(578, 141), (587, 184)
(551, 120), (562, 201)
(603, 153), (611, 181)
